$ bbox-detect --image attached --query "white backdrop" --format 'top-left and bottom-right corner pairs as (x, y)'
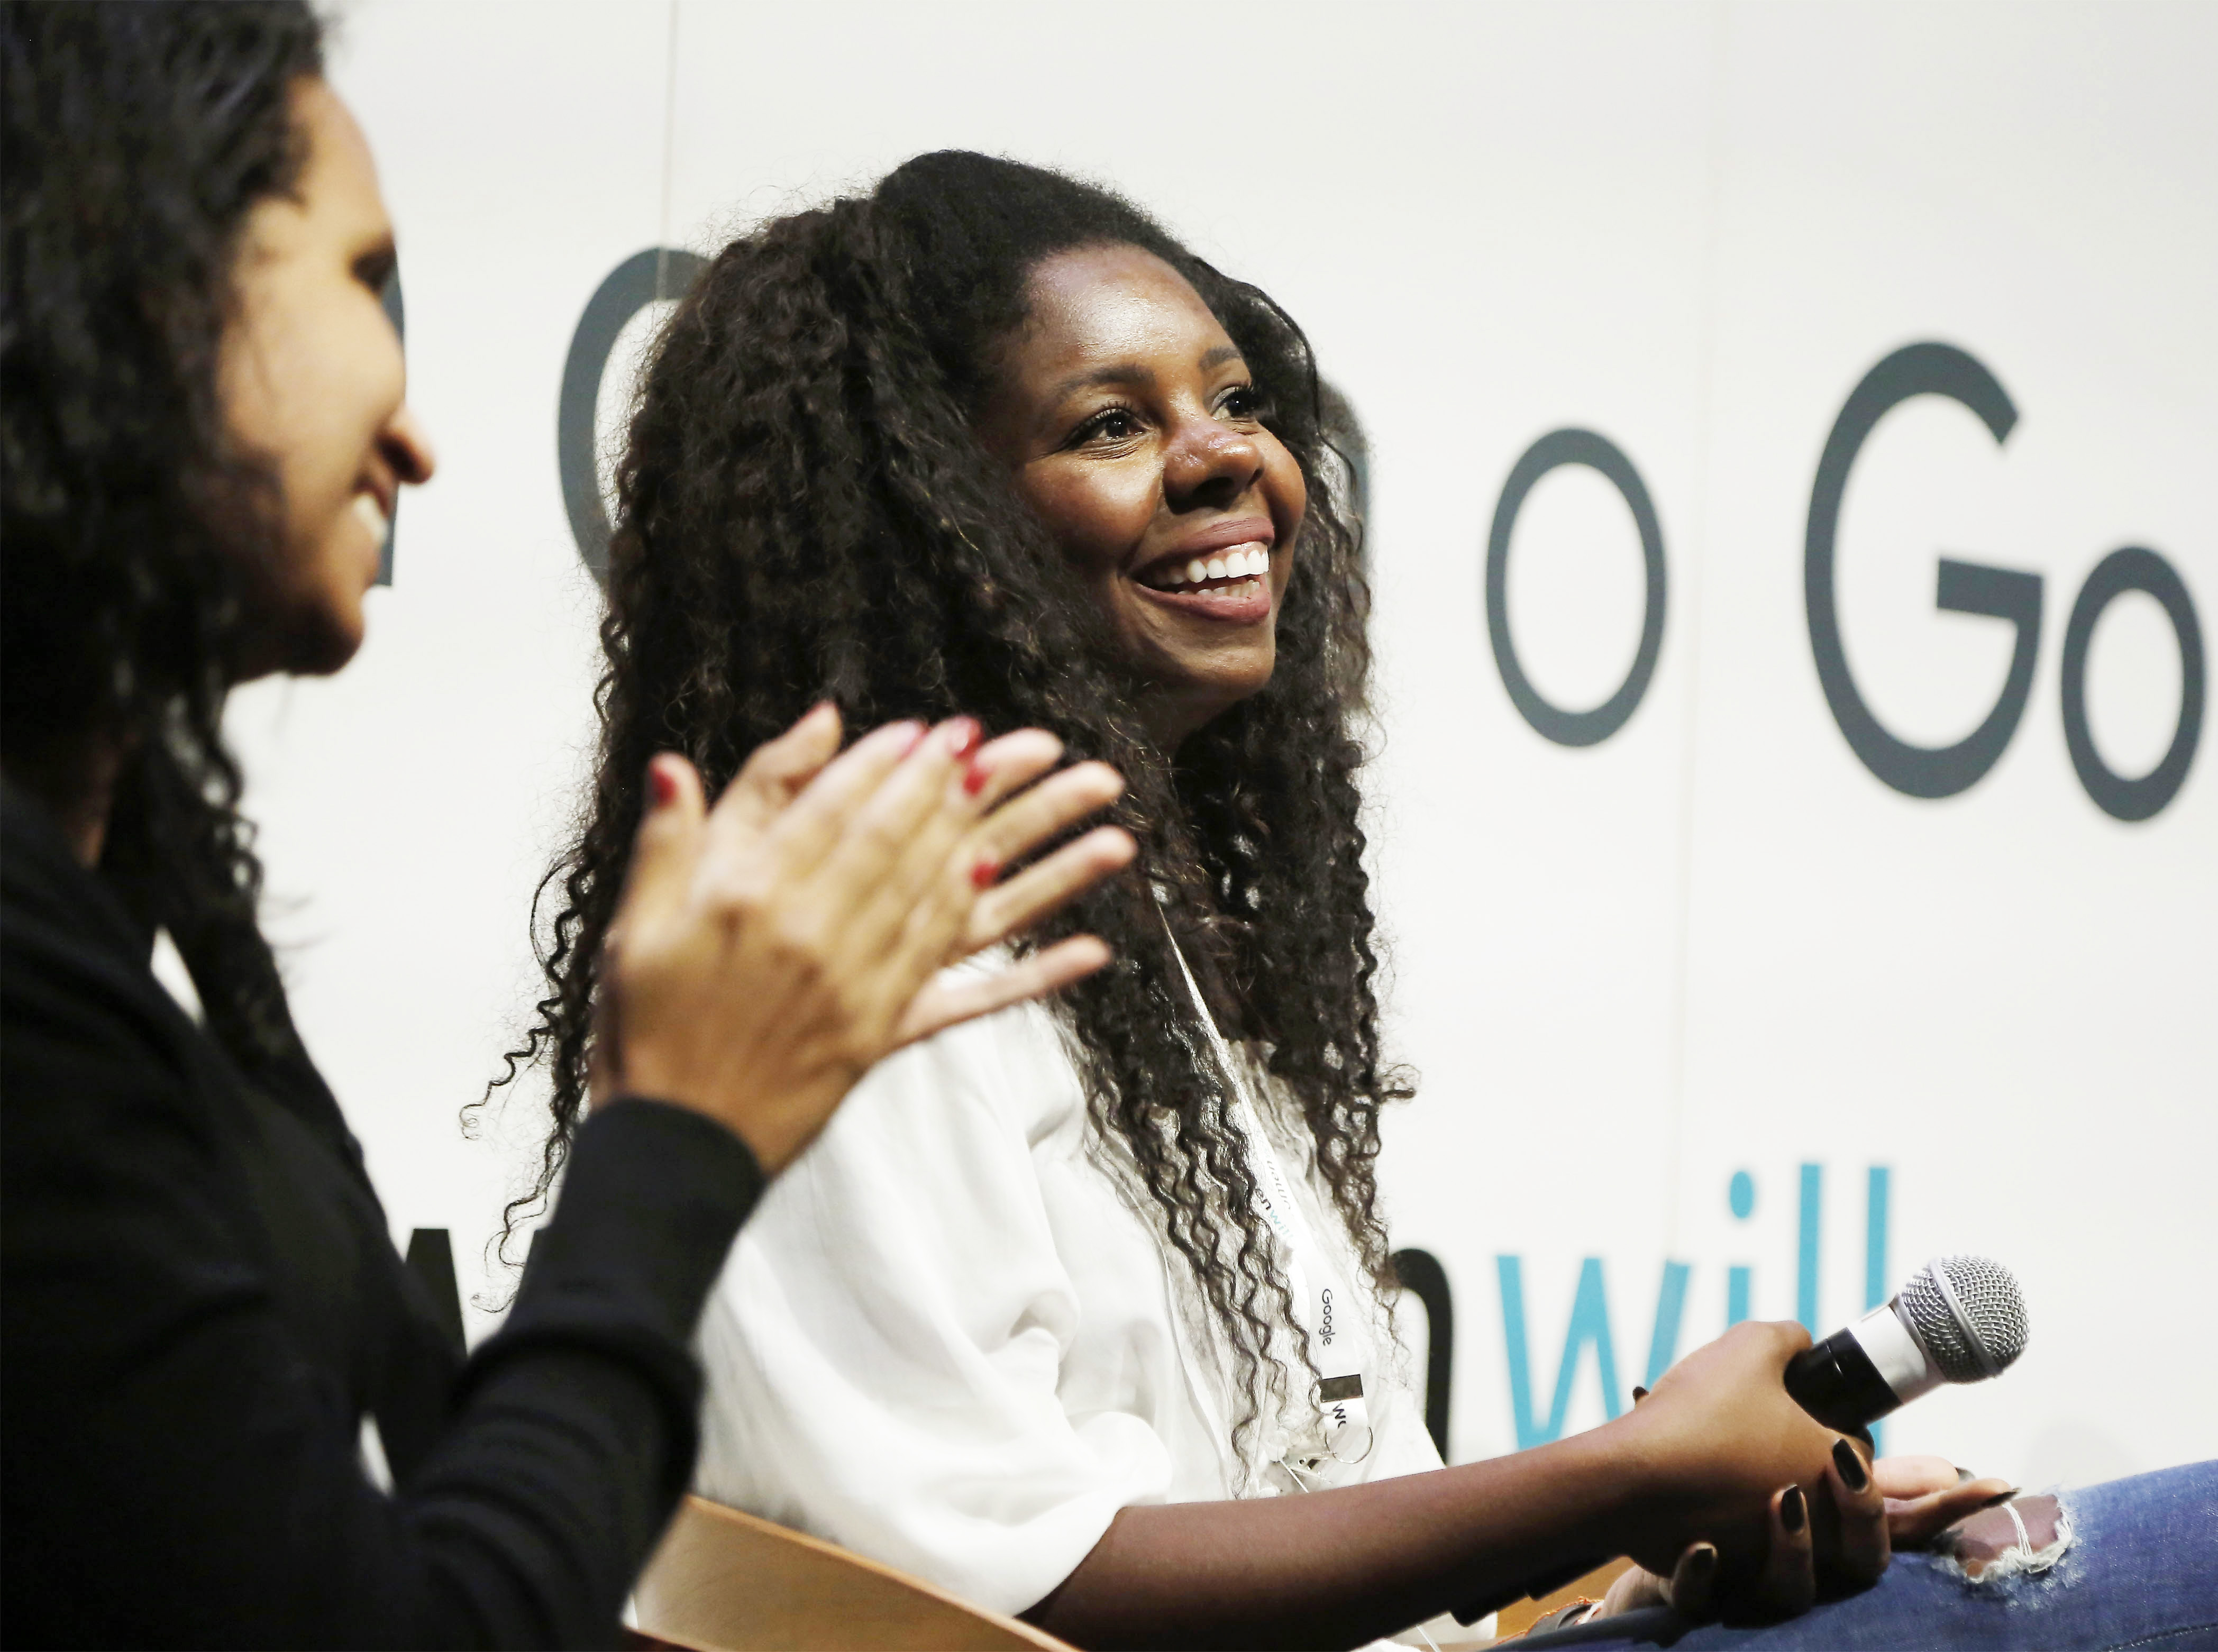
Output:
(231, 0), (2216, 1490)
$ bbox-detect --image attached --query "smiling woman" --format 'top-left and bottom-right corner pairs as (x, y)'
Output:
(218, 77), (433, 672)
(506, 153), (2041, 1651)
(974, 243), (1304, 746)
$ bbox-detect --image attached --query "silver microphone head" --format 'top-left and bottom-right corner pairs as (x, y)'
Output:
(1897, 1255), (2029, 1383)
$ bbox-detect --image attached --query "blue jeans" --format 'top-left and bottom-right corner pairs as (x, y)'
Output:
(1521, 1461), (2217, 1651)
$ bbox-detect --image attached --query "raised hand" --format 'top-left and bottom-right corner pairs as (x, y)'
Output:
(595, 706), (1132, 1172)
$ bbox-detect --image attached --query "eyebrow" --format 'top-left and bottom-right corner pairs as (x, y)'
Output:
(1044, 343), (1248, 404)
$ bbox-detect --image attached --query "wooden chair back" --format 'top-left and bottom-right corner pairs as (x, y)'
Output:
(633, 1495), (1078, 1652)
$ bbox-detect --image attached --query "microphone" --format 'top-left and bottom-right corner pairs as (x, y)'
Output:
(1451, 1255), (2029, 1627)
(1786, 1255), (2029, 1434)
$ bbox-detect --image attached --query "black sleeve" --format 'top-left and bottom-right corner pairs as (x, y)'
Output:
(1, 953), (762, 1652)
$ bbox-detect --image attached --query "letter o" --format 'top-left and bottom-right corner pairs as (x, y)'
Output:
(377, 269), (403, 585)
(558, 248), (708, 584)
(2060, 546), (2204, 822)
(1484, 428), (1667, 747)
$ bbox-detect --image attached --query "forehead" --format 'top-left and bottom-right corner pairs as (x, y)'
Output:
(291, 79), (388, 233)
(1008, 244), (1234, 382)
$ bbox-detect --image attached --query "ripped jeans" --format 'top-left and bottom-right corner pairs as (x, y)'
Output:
(1522, 1461), (2217, 1651)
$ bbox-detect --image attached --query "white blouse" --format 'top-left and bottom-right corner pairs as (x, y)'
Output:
(692, 978), (1443, 1620)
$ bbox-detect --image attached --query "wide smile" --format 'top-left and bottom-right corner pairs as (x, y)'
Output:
(351, 471), (396, 546)
(1132, 523), (1275, 626)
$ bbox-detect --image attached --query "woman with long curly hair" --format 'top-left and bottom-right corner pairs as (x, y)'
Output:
(1, 9), (1129, 1644)
(509, 151), (2196, 1650)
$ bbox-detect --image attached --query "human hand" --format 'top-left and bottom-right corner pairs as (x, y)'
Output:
(1599, 1432), (1887, 1624)
(1874, 1455), (2018, 1550)
(595, 705), (1130, 1172)
(1607, 1322), (1881, 1618)
(886, 726), (1135, 1048)
(1601, 1377), (2021, 1624)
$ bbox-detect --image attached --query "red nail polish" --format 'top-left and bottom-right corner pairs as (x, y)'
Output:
(962, 759), (990, 796)
(647, 762), (676, 807)
(970, 856), (1000, 889)
(948, 717), (982, 759)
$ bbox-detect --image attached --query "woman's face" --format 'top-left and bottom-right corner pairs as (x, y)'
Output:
(978, 244), (1306, 749)
(221, 79), (434, 677)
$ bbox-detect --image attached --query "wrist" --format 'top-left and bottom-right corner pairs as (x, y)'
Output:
(1584, 1404), (1685, 1559)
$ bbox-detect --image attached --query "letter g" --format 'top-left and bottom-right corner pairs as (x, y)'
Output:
(1805, 343), (2042, 798)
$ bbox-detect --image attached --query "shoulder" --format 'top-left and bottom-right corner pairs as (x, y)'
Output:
(838, 960), (1089, 1153)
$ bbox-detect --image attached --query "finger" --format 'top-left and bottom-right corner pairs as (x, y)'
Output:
(1600, 1564), (1666, 1619)
(889, 936), (1113, 1048)
(1873, 1454), (1962, 1500)
(819, 718), (986, 962)
(1823, 1436), (1889, 1587)
(1660, 1543), (1719, 1620)
(959, 728), (1065, 810)
(1755, 1485), (1816, 1619)
(1886, 1477), (2017, 1550)
(761, 717), (933, 878)
(962, 827), (1137, 959)
(709, 701), (843, 840)
(970, 760), (1126, 868)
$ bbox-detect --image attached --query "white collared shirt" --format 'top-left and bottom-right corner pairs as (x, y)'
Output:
(692, 974), (1443, 1618)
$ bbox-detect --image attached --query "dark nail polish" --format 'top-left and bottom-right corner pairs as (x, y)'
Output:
(1781, 1485), (1808, 1533)
(1686, 1544), (1717, 1577)
(1630, 1385), (1649, 1404)
(1833, 1437), (1870, 1491)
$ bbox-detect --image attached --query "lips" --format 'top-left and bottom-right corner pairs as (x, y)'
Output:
(1135, 517), (1275, 586)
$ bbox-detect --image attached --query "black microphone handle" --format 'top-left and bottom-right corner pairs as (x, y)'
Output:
(1784, 1324), (1905, 1435)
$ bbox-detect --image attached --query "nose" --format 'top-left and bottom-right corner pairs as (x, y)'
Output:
(1162, 407), (1262, 508)
(382, 404), (437, 486)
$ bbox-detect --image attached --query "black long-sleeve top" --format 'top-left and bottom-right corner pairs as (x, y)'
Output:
(1, 783), (764, 1647)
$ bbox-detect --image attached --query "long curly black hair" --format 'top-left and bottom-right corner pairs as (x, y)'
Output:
(503, 151), (1412, 1455)
(1, 2), (336, 1110)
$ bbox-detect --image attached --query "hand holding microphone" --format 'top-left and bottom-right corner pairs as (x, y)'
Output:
(1597, 1258), (2029, 1625)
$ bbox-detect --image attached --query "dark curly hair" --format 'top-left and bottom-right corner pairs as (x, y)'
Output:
(501, 151), (1413, 1456)
(1, 1), (336, 1108)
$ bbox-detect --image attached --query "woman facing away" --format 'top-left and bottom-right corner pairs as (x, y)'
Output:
(0, 10), (1135, 1646)
(519, 153), (2218, 1650)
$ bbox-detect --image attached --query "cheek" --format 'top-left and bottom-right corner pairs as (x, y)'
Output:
(1260, 435), (1308, 552)
(1017, 464), (1157, 579)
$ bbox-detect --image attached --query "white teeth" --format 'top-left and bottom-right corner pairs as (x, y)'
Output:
(1224, 549), (1248, 577)
(353, 492), (388, 542)
(1185, 558), (1208, 585)
(1206, 557), (1227, 580)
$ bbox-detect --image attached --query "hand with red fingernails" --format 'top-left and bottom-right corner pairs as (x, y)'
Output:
(591, 704), (1134, 1173)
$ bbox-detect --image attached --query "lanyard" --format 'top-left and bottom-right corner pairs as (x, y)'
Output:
(1160, 917), (1374, 1484)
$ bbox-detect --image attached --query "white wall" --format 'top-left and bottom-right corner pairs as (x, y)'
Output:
(234, 0), (2216, 1489)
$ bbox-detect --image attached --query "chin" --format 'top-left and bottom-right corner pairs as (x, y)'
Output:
(276, 594), (368, 678)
